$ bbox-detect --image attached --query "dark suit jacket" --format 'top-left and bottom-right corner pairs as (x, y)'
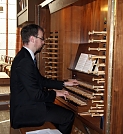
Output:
(10, 47), (63, 129)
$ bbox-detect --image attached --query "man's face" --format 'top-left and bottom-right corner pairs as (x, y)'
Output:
(34, 30), (45, 54)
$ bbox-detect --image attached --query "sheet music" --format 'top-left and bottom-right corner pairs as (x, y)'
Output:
(75, 53), (97, 73)
(75, 53), (88, 71)
(82, 59), (95, 73)
(26, 129), (62, 134)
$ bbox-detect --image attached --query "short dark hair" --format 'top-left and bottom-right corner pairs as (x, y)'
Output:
(21, 24), (44, 44)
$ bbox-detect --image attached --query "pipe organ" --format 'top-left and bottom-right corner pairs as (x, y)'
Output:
(36, 0), (123, 133)
(53, 26), (107, 133)
(41, 36), (105, 133)
(60, 43), (105, 109)
(55, 37), (106, 133)
(13, 0), (123, 133)
(42, 32), (107, 133)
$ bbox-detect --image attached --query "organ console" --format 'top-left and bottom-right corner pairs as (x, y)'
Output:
(36, 0), (122, 132)
(43, 42), (102, 134)
(54, 41), (106, 133)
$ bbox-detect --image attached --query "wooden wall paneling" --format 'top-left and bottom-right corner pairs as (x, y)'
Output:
(49, 0), (108, 79)
(71, 1), (82, 69)
(79, 0), (98, 43)
(57, 11), (64, 80)
(58, 31), (64, 80)
(93, 0), (101, 31)
(39, 7), (50, 36)
(50, 11), (62, 80)
(51, 8), (71, 80)
(62, 6), (72, 80)
(49, 0), (78, 14)
(71, 1), (82, 33)
(50, 13), (55, 31)
(57, 8), (66, 67)
(80, 3), (88, 43)
(100, 0), (108, 31)
(50, 12), (59, 32)
(39, 7), (50, 75)
(110, 0), (123, 134)
(64, 6), (71, 32)
(90, 0), (96, 32)
(83, 2), (93, 42)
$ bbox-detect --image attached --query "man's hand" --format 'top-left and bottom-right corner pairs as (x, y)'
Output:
(54, 89), (69, 100)
(64, 79), (78, 87)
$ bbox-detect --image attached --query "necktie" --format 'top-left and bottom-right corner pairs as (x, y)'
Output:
(34, 57), (37, 67)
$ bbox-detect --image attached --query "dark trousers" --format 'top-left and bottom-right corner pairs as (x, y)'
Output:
(45, 103), (75, 134)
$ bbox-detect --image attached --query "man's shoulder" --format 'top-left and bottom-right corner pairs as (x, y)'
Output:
(15, 48), (31, 60)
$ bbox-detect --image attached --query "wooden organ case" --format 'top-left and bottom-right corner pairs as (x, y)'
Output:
(15, 0), (123, 133)
(37, 0), (123, 133)
(56, 41), (106, 134)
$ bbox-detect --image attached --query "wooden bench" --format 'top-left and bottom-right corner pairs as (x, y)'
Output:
(19, 122), (56, 134)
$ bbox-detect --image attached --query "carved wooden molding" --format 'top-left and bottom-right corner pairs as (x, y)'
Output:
(49, 0), (78, 13)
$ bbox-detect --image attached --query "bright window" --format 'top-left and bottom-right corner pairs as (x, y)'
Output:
(0, 0), (16, 57)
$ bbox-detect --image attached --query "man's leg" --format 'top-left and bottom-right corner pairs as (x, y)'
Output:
(45, 103), (75, 134)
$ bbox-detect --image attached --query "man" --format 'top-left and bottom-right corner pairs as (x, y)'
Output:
(10, 24), (78, 134)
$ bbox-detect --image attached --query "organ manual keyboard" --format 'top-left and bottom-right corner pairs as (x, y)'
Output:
(55, 42), (105, 134)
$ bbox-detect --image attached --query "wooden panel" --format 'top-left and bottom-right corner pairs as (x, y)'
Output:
(50, 0), (107, 80)
(40, 0), (108, 133)
(110, 0), (123, 134)
(49, 0), (78, 13)
(39, 7), (51, 75)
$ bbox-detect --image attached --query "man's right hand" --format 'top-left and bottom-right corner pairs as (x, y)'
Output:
(54, 89), (69, 100)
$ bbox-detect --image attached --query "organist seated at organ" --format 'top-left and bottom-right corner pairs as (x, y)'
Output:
(10, 24), (78, 134)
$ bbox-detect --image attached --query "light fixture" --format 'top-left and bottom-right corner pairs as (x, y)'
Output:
(40, 0), (54, 7)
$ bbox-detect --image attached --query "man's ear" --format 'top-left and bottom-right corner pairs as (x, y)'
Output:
(29, 36), (35, 43)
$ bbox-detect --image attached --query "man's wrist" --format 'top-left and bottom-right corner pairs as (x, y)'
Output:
(63, 82), (66, 87)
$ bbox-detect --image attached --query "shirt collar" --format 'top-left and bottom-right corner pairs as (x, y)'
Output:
(23, 46), (35, 60)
